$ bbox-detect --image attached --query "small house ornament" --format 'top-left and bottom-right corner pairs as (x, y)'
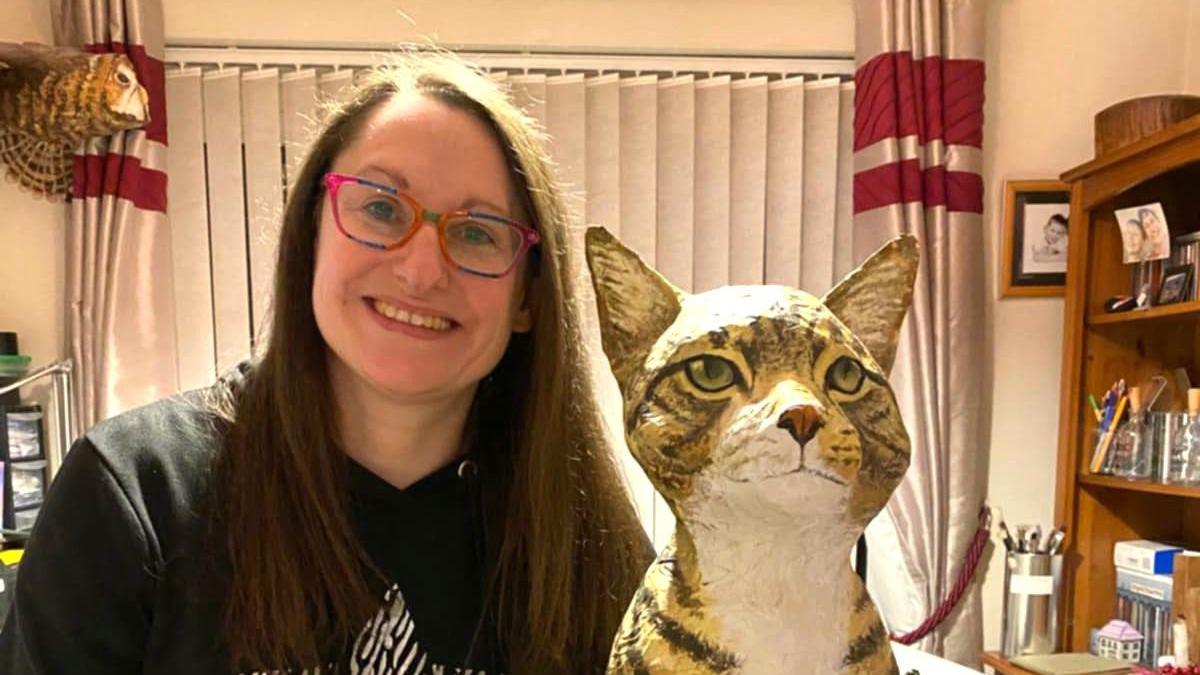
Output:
(1096, 619), (1143, 663)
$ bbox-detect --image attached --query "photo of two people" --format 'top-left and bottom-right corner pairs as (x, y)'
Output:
(1115, 202), (1171, 264)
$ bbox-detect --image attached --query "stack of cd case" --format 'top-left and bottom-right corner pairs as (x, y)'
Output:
(1115, 566), (1173, 666)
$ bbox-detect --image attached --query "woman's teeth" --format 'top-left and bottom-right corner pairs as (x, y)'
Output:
(372, 299), (452, 331)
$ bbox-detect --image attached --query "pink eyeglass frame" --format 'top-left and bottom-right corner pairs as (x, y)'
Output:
(322, 172), (541, 279)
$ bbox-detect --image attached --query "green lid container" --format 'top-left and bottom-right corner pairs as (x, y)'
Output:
(0, 354), (31, 377)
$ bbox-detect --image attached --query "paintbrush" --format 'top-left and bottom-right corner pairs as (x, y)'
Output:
(996, 510), (1017, 552)
(1045, 528), (1066, 555)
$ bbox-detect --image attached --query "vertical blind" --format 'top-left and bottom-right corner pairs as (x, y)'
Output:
(164, 53), (855, 550)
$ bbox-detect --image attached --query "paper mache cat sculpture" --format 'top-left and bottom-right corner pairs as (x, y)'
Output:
(585, 226), (919, 675)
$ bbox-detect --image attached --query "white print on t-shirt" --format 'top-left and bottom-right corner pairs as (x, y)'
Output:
(247, 584), (494, 675)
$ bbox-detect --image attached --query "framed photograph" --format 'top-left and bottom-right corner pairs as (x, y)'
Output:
(1156, 264), (1193, 305)
(1114, 202), (1171, 263)
(1002, 180), (1071, 297)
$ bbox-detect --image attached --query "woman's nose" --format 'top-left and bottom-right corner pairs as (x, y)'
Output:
(390, 222), (450, 293)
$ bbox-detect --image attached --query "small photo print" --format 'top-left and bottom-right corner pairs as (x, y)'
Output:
(1115, 202), (1170, 264)
(1022, 203), (1070, 274)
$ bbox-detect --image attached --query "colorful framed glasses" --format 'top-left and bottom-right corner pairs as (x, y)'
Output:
(322, 172), (540, 278)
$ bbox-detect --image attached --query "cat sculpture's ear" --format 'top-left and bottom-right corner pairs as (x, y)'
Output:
(585, 226), (684, 392)
(821, 235), (920, 374)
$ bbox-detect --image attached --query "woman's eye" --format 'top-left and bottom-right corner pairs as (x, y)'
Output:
(826, 356), (865, 395)
(449, 220), (500, 247)
(461, 222), (496, 245)
(362, 200), (398, 222)
(683, 355), (738, 393)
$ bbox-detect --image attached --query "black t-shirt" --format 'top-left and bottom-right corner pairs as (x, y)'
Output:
(346, 457), (499, 674)
(0, 388), (505, 674)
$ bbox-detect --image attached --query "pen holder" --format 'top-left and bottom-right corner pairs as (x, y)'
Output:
(1001, 552), (1063, 658)
(1090, 426), (1113, 474)
(1105, 418), (1152, 481)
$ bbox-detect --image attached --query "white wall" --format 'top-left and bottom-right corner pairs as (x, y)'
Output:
(1189, 0), (1200, 92)
(0, 1), (64, 411)
(980, 0), (1199, 651)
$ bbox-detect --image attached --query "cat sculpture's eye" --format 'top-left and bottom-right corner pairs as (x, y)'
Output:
(826, 356), (866, 395)
(683, 355), (739, 393)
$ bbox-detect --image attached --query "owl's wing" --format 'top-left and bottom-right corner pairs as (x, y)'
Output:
(0, 128), (74, 197)
(0, 42), (90, 85)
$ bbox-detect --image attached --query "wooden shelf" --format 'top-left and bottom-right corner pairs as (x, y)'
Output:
(1079, 472), (1200, 498)
(1087, 300), (1200, 325)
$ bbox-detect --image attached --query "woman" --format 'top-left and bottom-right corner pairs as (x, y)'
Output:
(0, 54), (652, 674)
(1138, 207), (1169, 260)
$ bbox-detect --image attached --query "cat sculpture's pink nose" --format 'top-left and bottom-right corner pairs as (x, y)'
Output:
(777, 405), (825, 447)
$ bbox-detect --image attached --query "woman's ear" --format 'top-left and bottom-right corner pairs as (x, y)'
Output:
(511, 302), (533, 333)
(511, 265), (536, 333)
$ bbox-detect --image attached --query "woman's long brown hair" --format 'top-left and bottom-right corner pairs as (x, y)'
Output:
(206, 54), (652, 674)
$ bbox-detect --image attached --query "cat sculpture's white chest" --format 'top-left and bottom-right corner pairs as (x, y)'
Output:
(687, 489), (859, 675)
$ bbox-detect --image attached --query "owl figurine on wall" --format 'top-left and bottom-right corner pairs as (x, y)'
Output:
(0, 41), (150, 197)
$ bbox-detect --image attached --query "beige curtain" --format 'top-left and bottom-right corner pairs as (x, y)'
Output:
(853, 0), (989, 665)
(53, 0), (177, 431)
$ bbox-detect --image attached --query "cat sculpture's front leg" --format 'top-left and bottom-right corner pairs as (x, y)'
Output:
(840, 576), (900, 675)
(607, 541), (742, 674)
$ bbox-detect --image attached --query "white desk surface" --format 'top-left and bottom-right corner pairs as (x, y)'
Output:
(892, 642), (985, 674)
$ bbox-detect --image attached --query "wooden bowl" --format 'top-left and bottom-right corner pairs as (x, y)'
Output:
(1094, 94), (1200, 157)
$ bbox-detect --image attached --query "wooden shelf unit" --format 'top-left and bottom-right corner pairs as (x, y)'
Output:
(1078, 472), (1200, 499)
(1087, 300), (1200, 326)
(1053, 114), (1200, 652)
